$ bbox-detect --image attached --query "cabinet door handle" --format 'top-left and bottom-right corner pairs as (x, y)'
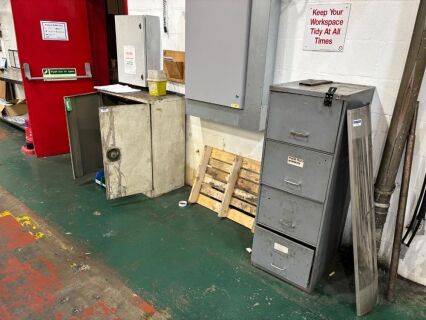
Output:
(284, 179), (301, 187)
(107, 148), (121, 162)
(290, 130), (310, 138)
(270, 263), (286, 271)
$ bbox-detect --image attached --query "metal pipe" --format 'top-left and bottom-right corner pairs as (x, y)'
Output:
(387, 103), (419, 301)
(374, 1), (426, 247)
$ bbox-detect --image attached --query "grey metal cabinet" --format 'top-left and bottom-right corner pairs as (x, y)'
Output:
(251, 81), (375, 292)
(185, 0), (281, 131)
(65, 91), (185, 200)
(115, 15), (161, 87)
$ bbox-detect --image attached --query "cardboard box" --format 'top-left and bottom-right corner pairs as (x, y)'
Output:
(0, 99), (27, 117)
(0, 81), (6, 100)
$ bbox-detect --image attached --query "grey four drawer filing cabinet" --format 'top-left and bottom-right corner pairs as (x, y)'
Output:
(251, 81), (375, 292)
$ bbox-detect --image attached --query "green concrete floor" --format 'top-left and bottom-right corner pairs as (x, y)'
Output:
(0, 122), (425, 320)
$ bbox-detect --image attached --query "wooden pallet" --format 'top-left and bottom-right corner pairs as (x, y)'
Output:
(188, 146), (261, 230)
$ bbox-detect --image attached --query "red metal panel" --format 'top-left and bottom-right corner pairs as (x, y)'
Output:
(123, 0), (129, 14)
(87, 0), (110, 86)
(10, 0), (99, 157)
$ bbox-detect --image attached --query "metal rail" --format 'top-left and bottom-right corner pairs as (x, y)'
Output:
(23, 63), (92, 81)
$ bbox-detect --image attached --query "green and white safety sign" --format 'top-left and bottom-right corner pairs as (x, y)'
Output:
(42, 68), (77, 80)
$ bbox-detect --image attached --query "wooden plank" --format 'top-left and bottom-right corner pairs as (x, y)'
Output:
(209, 158), (232, 173)
(197, 194), (221, 214)
(241, 158), (261, 173)
(227, 209), (255, 229)
(219, 156), (242, 218)
(206, 167), (229, 183)
(200, 184), (224, 201)
(163, 50), (185, 84)
(230, 197), (256, 216)
(204, 175), (226, 191)
(211, 148), (236, 164)
(239, 168), (260, 183)
(236, 178), (259, 195)
(233, 189), (258, 205)
(188, 146), (213, 203)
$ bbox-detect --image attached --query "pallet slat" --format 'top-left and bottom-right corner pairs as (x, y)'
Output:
(233, 188), (258, 205)
(190, 146), (261, 231)
(219, 156), (242, 218)
(211, 148), (236, 164)
(197, 194), (221, 213)
(236, 178), (259, 194)
(200, 184), (223, 201)
(206, 167), (229, 183)
(209, 158), (232, 173)
(242, 158), (261, 173)
(189, 146), (213, 203)
(230, 197), (256, 216)
(227, 209), (255, 229)
(239, 168), (260, 183)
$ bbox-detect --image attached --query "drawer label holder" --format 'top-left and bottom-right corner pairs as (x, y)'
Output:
(287, 156), (304, 168)
(274, 242), (289, 254)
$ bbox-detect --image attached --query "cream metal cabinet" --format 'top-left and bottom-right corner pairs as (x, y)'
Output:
(65, 91), (185, 200)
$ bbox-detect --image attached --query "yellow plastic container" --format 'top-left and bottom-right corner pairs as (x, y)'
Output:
(148, 80), (167, 96)
(147, 70), (167, 96)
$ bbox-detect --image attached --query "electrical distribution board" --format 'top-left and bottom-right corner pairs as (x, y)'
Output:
(115, 15), (161, 87)
(185, 0), (281, 131)
(251, 81), (375, 292)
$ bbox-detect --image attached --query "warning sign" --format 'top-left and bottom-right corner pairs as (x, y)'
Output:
(303, 4), (351, 52)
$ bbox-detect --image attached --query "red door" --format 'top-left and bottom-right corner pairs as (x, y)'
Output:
(11, 0), (109, 157)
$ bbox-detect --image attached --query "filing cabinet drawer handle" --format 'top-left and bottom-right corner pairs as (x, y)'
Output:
(284, 179), (301, 187)
(270, 263), (286, 271)
(290, 130), (310, 138)
(280, 219), (296, 229)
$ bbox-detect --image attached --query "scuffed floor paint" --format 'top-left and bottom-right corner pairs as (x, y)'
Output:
(0, 197), (169, 320)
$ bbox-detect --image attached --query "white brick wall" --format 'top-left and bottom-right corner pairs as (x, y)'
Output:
(128, 0), (426, 285)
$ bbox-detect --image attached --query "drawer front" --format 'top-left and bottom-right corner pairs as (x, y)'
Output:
(261, 140), (333, 203)
(251, 226), (314, 289)
(257, 185), (324, 246)
(267, 91), (343, 153)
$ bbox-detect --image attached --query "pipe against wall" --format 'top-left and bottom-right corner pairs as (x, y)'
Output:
(374, 1), (426, 249)
(387, 103), (419, 301)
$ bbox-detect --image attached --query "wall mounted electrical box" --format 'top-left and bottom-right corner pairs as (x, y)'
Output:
(185, 0), (281, 131)
(115, 15), (161, 87)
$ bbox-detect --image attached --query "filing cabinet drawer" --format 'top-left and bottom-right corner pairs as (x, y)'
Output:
(267, 92), (343, 153)
(261, 140), (333, 203)
(258, 185), (324, 246)
(251, 226), (314, 289)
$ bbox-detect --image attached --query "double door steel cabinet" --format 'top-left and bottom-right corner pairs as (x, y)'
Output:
(251, 81), (375, 292)
(65, 91), (185, 200)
